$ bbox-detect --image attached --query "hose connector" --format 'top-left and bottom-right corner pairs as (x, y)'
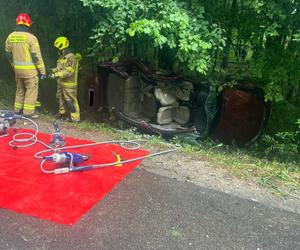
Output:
(70, 165), (93, 172)
(54, 167), (70, 174)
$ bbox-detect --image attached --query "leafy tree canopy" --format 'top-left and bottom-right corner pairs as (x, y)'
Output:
(0, 0), (299, 104)
(81, 0), (225, 74)
(81, 0), (300, 104)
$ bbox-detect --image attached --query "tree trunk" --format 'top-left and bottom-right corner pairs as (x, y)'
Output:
(222, 0), (237, 68)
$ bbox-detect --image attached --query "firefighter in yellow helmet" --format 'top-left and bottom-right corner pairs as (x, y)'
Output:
(49, 37), (80, 122)
(5, 13), (46, 118)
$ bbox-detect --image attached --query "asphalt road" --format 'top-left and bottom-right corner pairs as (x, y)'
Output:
(0, 169), (299, 250)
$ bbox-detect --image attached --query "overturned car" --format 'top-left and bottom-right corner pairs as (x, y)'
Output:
(87, 59), (270, 146)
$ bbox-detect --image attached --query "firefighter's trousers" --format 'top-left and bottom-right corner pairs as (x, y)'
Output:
(14, 76), (38, 116)
(56, 83), (80, 121)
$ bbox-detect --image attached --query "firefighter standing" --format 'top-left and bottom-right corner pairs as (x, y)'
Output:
(49, 37), (80, 122)
(5, 13), (46, 118)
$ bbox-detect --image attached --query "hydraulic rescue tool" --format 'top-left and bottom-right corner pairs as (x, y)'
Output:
(44, 152), (89, 165)
(43, 152), (92, 174)
(38, 140), (181, 175)
(49, 121), (65, 147)
(0, 112), (17, 135)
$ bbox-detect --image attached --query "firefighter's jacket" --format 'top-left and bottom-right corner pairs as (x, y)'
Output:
(52, 51), (79, 88)
(5, 27), (45, 78)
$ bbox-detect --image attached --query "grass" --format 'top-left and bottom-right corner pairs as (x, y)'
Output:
(174, 138), (300, 196)
(46, 112), (300, 196)
(73, 119), (300, 196)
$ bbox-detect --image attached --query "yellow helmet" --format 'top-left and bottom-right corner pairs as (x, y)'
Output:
(54, 36), (69, 50)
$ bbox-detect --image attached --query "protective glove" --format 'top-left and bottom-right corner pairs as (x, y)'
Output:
(48, 73), (56, 79)
(40, 74), (47, 80)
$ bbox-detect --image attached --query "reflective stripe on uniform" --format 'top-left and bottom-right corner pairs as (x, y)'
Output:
(23, 103), (35, 111)
(14, 61), (35, 65)
(66, 66), (75, 73)
(14, 65), (36, 70)
(71, 112), (80, 121)
(13, 61), (36, 70)
(61, 82), (77, 88)
(14, 102), (23, 109)
(8, 35), (26, 43)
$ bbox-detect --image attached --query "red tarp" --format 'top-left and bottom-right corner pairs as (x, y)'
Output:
(0, 129), (148, 225)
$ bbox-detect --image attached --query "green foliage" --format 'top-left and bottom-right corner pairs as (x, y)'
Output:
(81, 0), (225, 74)
(0, 0), (299, 104)
(268, 102), (300, 134)
(80, 0), (300, 104)
(259, 132), (299, 163)
(199, 0), (300, 104)
(253, 101), (300, 164)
